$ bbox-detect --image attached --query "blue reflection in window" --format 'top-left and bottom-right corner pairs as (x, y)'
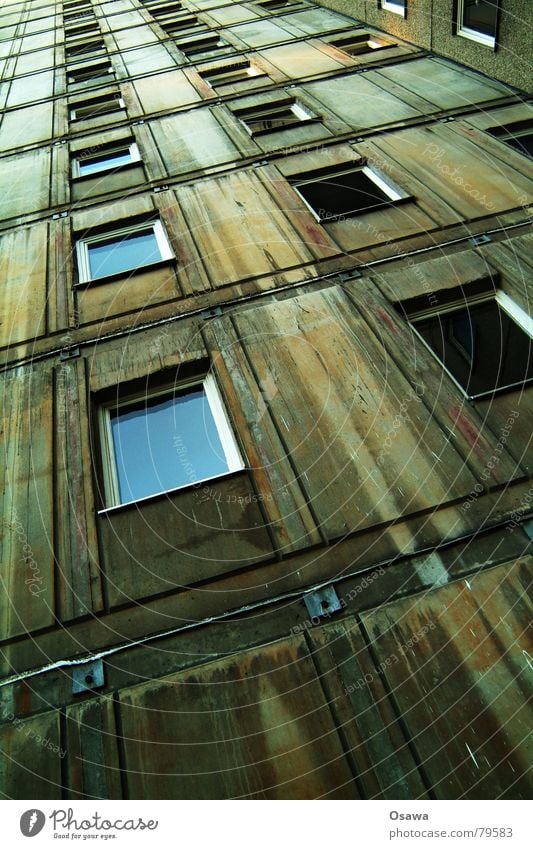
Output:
(79, 149), (132, 176)
(110, 387), (229, 503)
(88, 229), (161, 279)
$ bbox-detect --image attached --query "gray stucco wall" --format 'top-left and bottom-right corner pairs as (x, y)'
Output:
(311, 1), (532, 92)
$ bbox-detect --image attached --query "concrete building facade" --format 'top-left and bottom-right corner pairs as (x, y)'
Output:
(0, 0), (531, 799)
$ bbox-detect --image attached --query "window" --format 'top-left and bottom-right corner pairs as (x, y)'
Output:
(381, 0), (406, 16)
(67, 61), (114, 86)
(64, 1), (92, 11)
(292, 164), (408, 222)
(147, 1), (183, 14)
(488, 121), (533, 159)
(255, 0), (300, 9)
(233, 98), (316, 135)
(76, 219), (174, 283)
(65, 22), (99, 38)
(457, 0), (498, 47)
(329, 32), (395, 56)
(162, 16), (203, 35)
(73, 141), (141, 178)
(69, 93), (125, 121)
(97, 373), (244, 508)
(409, 291), (533, 398)
(64, 11), (93, 23)
(176, 34), (230, 58)
(143, 0), (182, 9)
(200, 61), (267, 91)
(65, 39), (106, 60)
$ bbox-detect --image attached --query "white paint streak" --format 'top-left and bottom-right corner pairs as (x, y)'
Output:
(465, 743), (479, 769)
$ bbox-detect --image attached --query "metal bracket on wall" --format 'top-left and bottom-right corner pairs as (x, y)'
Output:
(201, 306), (223, 320)
(72, 659), (104, 695)
(303, 585), (342, 620)
(59, 346), (80, 361)
(339, 268), (362, 282)
(469, 234), (492, 247)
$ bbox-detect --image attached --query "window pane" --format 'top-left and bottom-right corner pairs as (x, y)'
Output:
(110, 387), (229, 503)
(79, 149), (132, 176)
(415, 301), (533, 396)
(297, 170), (390, 218)
(88, 229), (161, 278)
(505, 132), (533, 158)
(462, 0), (498, 37)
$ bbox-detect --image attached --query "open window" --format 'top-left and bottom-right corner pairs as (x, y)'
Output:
(328, 32), (395, 57)
(200, 60), (267, 93)
(381, 0), (406, 16)
(255, 0), (302, 9)
(97, 372), (244, 509)
(67, 60), (114, 86)
(487, 120), (533, 159)
(457, 0), (498, 48)
(69, 92), (125, 121)
(72, 140), (141, 178)
(76, 219), (174, 283)
(292, 163), (409, 222)
(65, 38), (107, 61)
(407, 291), (533, 399)
(232, 97), (316, 135)
(176, 33), (230, 59)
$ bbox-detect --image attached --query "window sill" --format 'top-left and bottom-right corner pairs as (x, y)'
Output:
(457, 28), (496, 49)
(96, 468), (248, 516)
(71, 160), (142, 182)
(381, 3), (406, 18)
(249, 117), (323, 138)
(74, 257), (175, 288)
(318, 194), (413, 224)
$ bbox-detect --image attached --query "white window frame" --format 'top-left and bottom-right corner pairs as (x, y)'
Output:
(330, 33), (394, 56)
(457, 0), (497, 48)
(294, 164), (407, 223)
(177, 34), (228, 57)
(69, 95), (125, 121)
(381, 0), (406, 18)
(67, 62), (114, 85)
(97, 372), (244, 511)
(76, 219), (174, 284)
(73, 141), (141, 178)
(488, 122), (533, 158)
(235, 99), (315, 136)
(409, 290), (533, 399)
(201, 61), (266, 89)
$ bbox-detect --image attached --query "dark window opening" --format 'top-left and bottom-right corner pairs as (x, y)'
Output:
(461, 0), (498, 38)
(413, 298), (533, 397)
(294, 166), (403, 221)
